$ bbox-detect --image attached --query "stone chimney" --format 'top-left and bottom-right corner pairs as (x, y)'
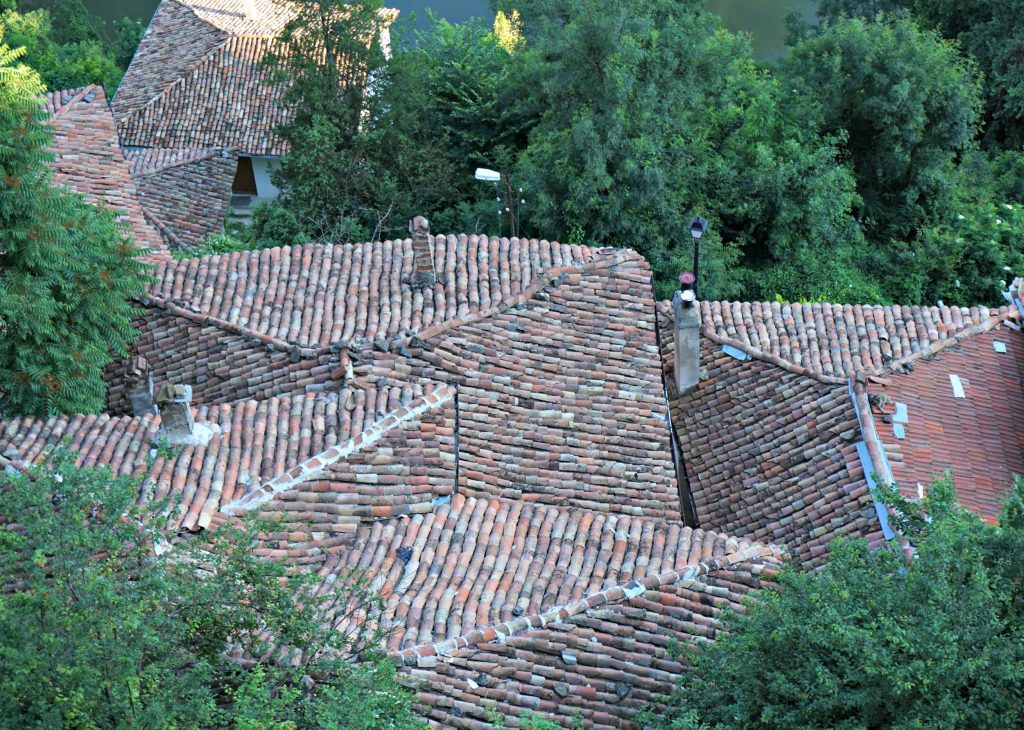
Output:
(125, 355), (157, 417)
(409, 215), (436, 288)
(155, 384), (212, 445)
(673, 273), (701, 395)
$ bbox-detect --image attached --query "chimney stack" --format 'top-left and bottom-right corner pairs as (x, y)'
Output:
(125, 355), (157, 417)
(673, 273), (701, 395)
(155, 384), (212, 445)
(409, 216), (436, 289)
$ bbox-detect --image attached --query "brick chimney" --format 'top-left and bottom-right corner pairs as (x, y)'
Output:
(673, 274), (701, 395)
(409, 215), (435, 288)
(155, 384), (212, 445)
(125, 355), (157, 417)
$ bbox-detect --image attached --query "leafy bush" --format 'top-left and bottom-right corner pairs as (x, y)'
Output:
(646, 474), (1024, 729)
(0, 448), (425, 728)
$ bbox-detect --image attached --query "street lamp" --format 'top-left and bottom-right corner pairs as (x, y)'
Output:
(688, 216), (708, 299)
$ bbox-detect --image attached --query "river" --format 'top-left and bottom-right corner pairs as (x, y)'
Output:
(80, 1), (816, 58)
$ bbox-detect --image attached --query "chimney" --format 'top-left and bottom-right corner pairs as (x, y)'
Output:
(409, 216), (436, 289)
(125, 355), (157, 417)
(155, 384), (212, 445)
(673, 273), (701, 395)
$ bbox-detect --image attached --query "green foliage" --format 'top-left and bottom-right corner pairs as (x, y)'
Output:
(782, 15), (982, 245)
(647, 473), (1024, 729)
(0, 2), (130, 92)
(0, 448), (425, 728)
(0, 44), (146, 415)
(512, 0), (869, 300)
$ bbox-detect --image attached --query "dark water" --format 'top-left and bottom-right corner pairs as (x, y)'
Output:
(82, 1), (817, 58)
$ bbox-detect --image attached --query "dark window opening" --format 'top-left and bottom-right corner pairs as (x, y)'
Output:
(232, 156), (258, 196)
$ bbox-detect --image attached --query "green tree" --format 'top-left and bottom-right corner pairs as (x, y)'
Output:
(0, 42), (145, 415)
(647, 474), (1024, 729)
(0, 447), (425, 728)
(807, 1), (1024, 150)
(513, 0), (871, 301)
(1, 3), (123, 92)
(265, 0), (455, 243)
(782, 16), (981, 242)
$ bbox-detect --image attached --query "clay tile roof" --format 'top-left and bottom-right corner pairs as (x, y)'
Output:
(0, 382), (454, 543)
(659, 310), (889, 566)
(144, 236), (594, 349)
(42, 85), (169, 260)
(112, 0), (396, 155)
(698, 299), (1013, 377)
(317, 492), (780, 651)
(308, 491), (780, 727)
(122, 147), (237, 249)
(365, 249), (680, 519)
(866, 323), (1024, 522)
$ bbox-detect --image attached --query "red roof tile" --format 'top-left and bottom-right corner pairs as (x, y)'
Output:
(123, 147), (237, 249)
(42, 86), (168, 259)
(697, 299), (1012, 377)
(866, 324), (1024, 521)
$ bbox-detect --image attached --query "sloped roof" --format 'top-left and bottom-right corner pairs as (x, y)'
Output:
(42, 85), (168, 259)
(145, 236), (594, 349)
(865, 321), (1024, 522)
(0, 382), (452, 540)
(660, 315), (888, 566)
(699, 299), (1011, 378)
(123, 147), (237, 249)
(113, 241), (678, 520)
(112, 0), (395, 155)
(395, 542), (779, 728)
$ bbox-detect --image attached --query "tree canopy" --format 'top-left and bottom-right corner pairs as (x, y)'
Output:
(647, 474), (1024, 729)
(0, 41), (146, 416)
(0, 448), (425, 728)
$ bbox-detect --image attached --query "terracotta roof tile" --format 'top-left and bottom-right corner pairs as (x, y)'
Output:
(144, 236), (593, 348)
(42, 86), (168, 259)
(694, 299), (1012, 377)
(124, 147), (237, 248)
(317, 492), (778, 653)
(866, 325), (1024, 521)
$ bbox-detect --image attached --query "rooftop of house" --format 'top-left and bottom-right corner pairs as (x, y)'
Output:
(112, 0), (396, 156)
(42, 85), (169, 260)
(3, 226), (1022, 726)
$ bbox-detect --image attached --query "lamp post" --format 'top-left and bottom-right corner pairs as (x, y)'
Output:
(688, 216), (708, 299)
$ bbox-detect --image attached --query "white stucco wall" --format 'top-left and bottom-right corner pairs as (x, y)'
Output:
(251, 157), (281, 200)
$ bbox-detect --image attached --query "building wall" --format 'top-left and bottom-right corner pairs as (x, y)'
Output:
(251, 156), (281, 199)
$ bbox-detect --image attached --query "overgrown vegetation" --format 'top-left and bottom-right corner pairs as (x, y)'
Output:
(0, 0), (141, 93)
(251, 0), (1024, 303)
(0, 42), (145, 416)
(646, 474), (1024, 729)
(0, 448), (425, 728)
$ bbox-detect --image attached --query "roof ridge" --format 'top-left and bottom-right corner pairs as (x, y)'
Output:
(47, 85), (100, 118)
(391, 542), (781, 664)
(118, 28), (233, 132)
(873, 309), (1019, 376)
(138, 292), (325, 356)
(133, 147), (233, 178)
(398, 248), (638, 348)
(701, 328), (848, 386)
(224, 383), (455, 515)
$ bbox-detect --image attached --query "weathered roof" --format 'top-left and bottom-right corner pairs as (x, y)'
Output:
(112, 0), (394, 155)
(699, 299), (1011, 378)
(865, 320), (1024, 521)
(145, 236), (594, 349)
(660, 314), (888, 565)
(123, 147), (236, 248)
(42, 86), (168, 259)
